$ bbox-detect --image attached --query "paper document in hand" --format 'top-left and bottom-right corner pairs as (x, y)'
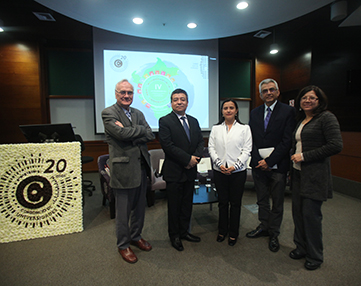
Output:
(259, 147), (274, 158)
(159, 159), (164, 174)
(258, 147), (277, 169)
(197, 157), (212, 173)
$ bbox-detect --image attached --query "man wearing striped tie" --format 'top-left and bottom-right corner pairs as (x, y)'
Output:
(102, 79), (155, 264)
(159, 88), (204, 251)
(246, 79), (296, 253)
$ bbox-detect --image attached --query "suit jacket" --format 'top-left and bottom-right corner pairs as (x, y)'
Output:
(249, 101), (296, 174)
(159, 112), (204, 183)
(102, 103), (155, 189)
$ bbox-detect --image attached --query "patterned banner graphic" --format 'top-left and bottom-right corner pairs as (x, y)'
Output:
(0, 142), (83, 243)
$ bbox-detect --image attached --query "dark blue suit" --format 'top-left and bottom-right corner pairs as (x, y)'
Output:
(159, 111), (204, 239)
(249, 101), (295, 236)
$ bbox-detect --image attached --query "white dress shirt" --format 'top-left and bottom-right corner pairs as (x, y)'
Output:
(174, 112), (190, 129)
(208, 121), (252, 173)
(263, 100), (277, 119)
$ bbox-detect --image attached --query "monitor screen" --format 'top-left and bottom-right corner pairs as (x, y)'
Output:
(19, 123), (76, 143)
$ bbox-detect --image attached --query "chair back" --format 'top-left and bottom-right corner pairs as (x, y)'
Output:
(148, 149), (166, 191)
(97, 154), (110, 182)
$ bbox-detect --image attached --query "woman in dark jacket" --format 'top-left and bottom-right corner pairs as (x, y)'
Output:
(289, 85), (342, 271)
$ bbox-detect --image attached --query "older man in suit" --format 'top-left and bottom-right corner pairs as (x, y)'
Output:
(159, 88), (204, 251)
(102, 79), (155, 263)
(246, 79), (296, 252)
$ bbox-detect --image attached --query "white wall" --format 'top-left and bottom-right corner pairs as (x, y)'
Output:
(50, 98), (105, 141)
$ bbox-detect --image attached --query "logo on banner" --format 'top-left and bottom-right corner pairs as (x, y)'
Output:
(0, 143), (82, 243)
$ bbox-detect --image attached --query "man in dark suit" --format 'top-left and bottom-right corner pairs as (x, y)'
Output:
(159, 88), (204, 251)
(246, 78), (296, 252)
(102, 79), (155, 263)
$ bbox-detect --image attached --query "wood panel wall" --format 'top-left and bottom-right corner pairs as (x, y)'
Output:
(331, 132), (361, 183)
(281, 51), (312, 92)
(81, 140), (163, 172)
(254, 59), (280, 108)
(0, 41), (45, 143)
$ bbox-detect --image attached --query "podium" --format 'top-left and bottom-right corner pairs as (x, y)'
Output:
(0, 142), (83, 243)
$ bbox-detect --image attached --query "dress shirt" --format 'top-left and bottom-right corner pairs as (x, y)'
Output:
(174, 112), (189, 129)
(264, 100), (277, 119)
(208, 121), (252, 173)
(121, 107), (131, 121)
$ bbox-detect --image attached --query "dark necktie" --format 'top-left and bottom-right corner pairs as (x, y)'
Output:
(264, 107), (271, 131)
(181, 116), (190, 141)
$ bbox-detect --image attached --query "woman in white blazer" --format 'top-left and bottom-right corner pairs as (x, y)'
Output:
(208, 99), (252, 246)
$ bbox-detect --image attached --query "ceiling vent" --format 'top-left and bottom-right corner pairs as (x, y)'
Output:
(33, 12), (56, 21)
(253, 30), (271, 38)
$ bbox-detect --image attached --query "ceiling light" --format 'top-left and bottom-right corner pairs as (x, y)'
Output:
(270, 29), (279, 54)
(187, 23), (197, 29)
(270, 43), (279, 54)
(133, 18), (143, 24)
(330, 1), (347, 21)
(0, 19), (3, 32)
(237, 2), (249, 10)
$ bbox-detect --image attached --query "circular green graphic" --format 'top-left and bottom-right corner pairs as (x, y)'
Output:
(142, 75), (173, 107)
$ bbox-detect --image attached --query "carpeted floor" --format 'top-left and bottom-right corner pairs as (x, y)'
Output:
(1, 173), (361, 286)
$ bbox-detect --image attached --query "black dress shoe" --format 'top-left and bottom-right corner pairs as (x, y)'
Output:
(171, 237), (184, 251)
(289, 249), (306, 260)
(304, 261), (321, 270)
(181, 233), (201, 242)
(216, 234), (226, 242)
(246, 226), (269, 238)
(269, 236), (280, 252)
(228, 237), (237, 246)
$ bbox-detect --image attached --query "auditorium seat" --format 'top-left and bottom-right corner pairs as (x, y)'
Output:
(97, 154), (115, 219)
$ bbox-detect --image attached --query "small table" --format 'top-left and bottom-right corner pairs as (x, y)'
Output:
(193, 184), (218, 210)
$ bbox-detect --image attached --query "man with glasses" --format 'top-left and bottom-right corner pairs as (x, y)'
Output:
(246, 78), (295, 252)
(102, 79), (155, 263)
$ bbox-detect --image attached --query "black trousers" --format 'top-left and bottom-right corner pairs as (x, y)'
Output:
(166, 180), (194, 239)
(214, 170), (246, 238)
(292, 169), (324, 264)
(252, 168), (286, 236)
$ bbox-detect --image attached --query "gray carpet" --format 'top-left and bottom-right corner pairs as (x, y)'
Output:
(1, 173), (361, 286)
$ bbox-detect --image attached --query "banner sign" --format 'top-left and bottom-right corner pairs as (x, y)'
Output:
(0, 142), (83, 243)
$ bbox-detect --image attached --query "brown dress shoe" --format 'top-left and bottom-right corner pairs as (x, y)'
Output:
(130, 238), (152, 251)
(118, 247), (138, 263)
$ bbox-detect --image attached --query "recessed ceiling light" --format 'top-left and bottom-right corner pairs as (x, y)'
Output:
(270, 43), (279, 54)
(133, 18), (143, 24)
(237, 2), (249, 10)
(187, 23), (197, 29)
(0, 18), (4, 32)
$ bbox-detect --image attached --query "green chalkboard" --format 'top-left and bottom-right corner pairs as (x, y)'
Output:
(47, 50), (94, 97)
(219, 58), (251, 99)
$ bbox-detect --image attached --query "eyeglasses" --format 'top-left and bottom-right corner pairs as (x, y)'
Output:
(261, 88), (277, 95)
(301, 96), (318, 101)
(116, 90), (134, 96)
